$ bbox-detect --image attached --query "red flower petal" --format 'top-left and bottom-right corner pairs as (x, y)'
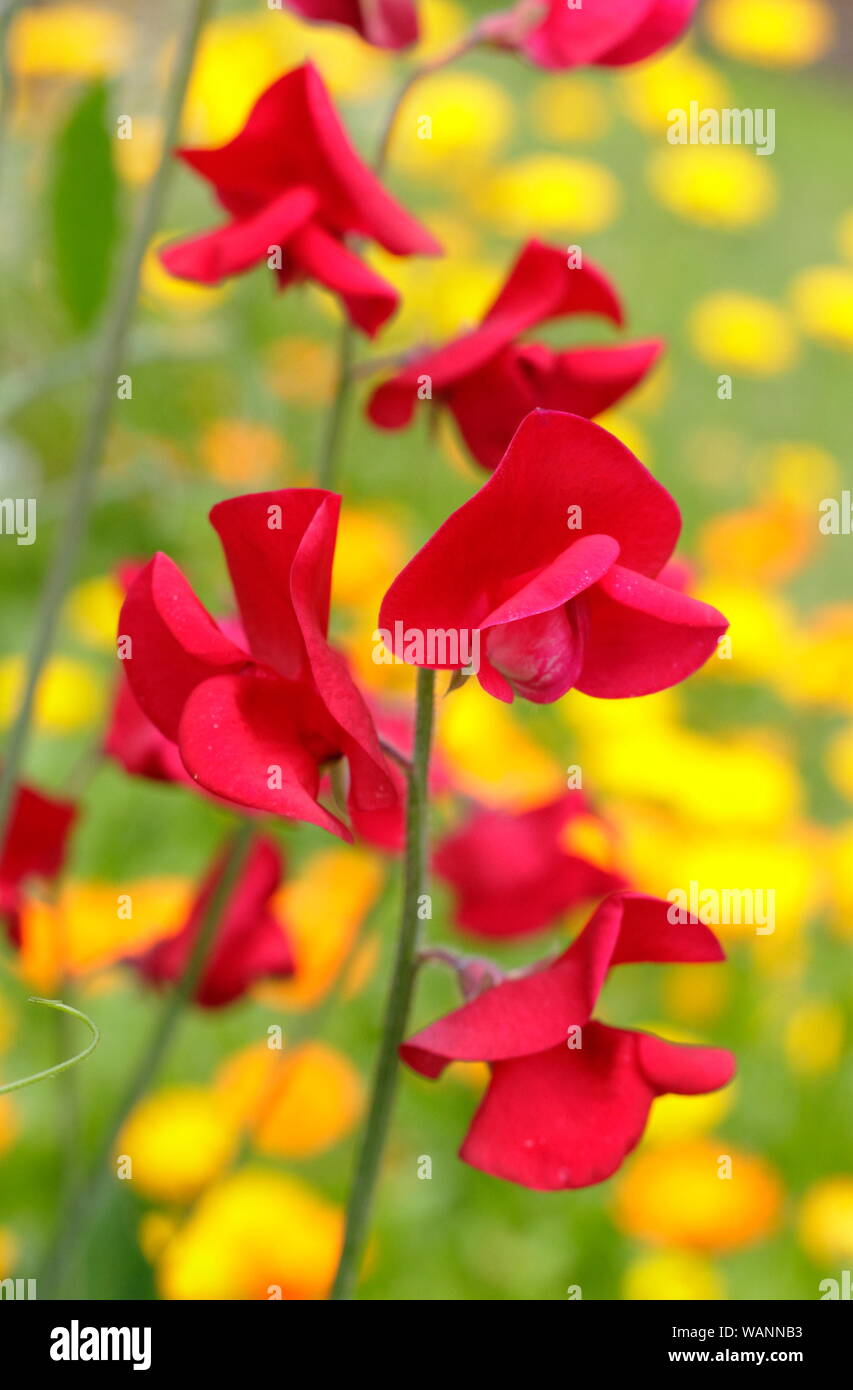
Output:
(286, 221), (401, 336)
(598, 0), (698, 66)
(576, 564), (728, 697)
(160, 187), (317, 284)
(178, 671), (349, 839)
(119, 554), (247, 741)
(283, 0), (418, 50)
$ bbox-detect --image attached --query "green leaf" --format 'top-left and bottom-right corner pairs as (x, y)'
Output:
(50, 81), (120, 332)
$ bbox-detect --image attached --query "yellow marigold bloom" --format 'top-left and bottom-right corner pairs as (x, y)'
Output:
(332, 507), (409, 612)
(389, 73), (512, 181)
(530, 75), (611, 144)
(11, 4), (130, 77)
(15, 877), (193, 994)
(688, 293), (799, 375)
(705, 0), (834, 69)
(259, 848), (384, 1010)
(649, 145), (775, 230)
(780, 604), (853, 711)
(65, 574), (124, 651)
(698, 503), (815, 584)
(182, 15), (293, 145)
(118, 1088), (237, 1204)
(757, 440), (840, 513)
(622, 1249), (724, 1301)
(784, 1000), (844, 1077)
(790, 265), (853, 351)
(438, 681), (564, 809)
(0, 1095), (18, 1156)
(367, 249), (502, 348)
(155, 1169), (342, 1300)
(619, 43), (729, 136)
(412, 0), (467, 59)
(114, 117), (162, 187)
(477, 155), (620, 236)
(215, 1042), (363, 1159)
(266, 337), (337, 408)
(643, 1085), (734, 1147)
(616, 1141), (783, 1251)
(826, 724), (853, 803)
(199, 420), (288, 486)
(0, 655), (103, 733)
(798, 1177), (853, 1263)
(694, 579), (799, 688)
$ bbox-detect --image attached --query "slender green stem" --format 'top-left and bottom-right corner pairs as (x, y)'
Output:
(331, 666), (435, 1301)
(38, 817), (254, 1299)
(0, 998), (99, 1095)
(316, 314), (355, 490)
(0, 0), (215, 847)
(374, 31), (483, 176)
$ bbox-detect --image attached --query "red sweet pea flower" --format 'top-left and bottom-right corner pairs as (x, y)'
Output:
(484, 0), (697, 70)
(283, 0), (418, 49)
(368, 240), (662, 472)
(434, 794), (624, 939)
(160, 63), (441, 336)
(118, 490), (400, 842)
(0, 782), (76, 924)
(401, 892), (735, 1190)
(105, 680), (197, 789)
(128, 837), (293, 1008)
(378, 409), (728, 704)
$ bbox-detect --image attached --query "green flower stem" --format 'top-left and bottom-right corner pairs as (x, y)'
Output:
(0, 0), (215, 848)
(38, 817), (255, 1299)
(0, 998), (100, 1095)
(316, 313), (356, 490)
(331, 666), (436, 1301)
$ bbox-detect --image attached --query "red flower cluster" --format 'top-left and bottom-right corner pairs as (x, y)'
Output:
(434, 793), (624, 939)
(161, 63), (440, 336)
(380, 409), (728, 703)
(402, 892), (734, 1189)
(118, 490), (400, 842)
(128, 837), (293, 1007)
(369, 240), (662, 471)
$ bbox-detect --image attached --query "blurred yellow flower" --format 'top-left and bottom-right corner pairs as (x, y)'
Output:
(622, 1248), (724, 1301)
(0, 1095), (18, 1156)
(695, 579), (798, 689)
(705, 0), (834, 69)
(260, 848), (384, 1010)
(266, 337), (337, 408)
(11, 4), (130, 77)
(16, 877), (193, 994)
(155, 1169), (342, 1300)
(216, 1041), (363, 1159)
(594, 412), (648, 464)
(643, 1084), (734, 1147)
(779, 604), (853, 712)
(181, 15), (292, 146)
(114, 117), (163, 187)
(412, 0), (467, 59)
(199, 420), (289, 486)
(648, 145), (775, 230)
(784, 1000), (844, 1076)
(790, 265), (853, 351)
(0, 655), (104, 733)
(616, 1141), (783, 1250)
(389, 72), (512, 181)
(823, 823), (853, 939)
(367, 249), (502, 348)
(0, 1228), (17, 1279)
(530, 75), (611, 144)
(619, 43), (729, 136)
(688, 293), (799, 375)
(332, 506), (409, 611)
(698, 503), (815, 584)
(663, 964), (729, 1026)
(438, 681), (564, 809)
(798, 1177), (853, 1263)
(757, 440), (840, 513)
(118, 1088), (237, 1204)
(65, 574), (123, 651)
(477, 155), (620, 236)
(826, 724), (853, 803)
